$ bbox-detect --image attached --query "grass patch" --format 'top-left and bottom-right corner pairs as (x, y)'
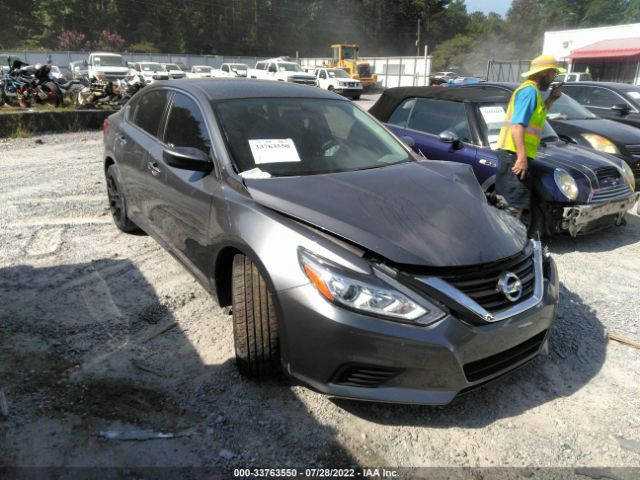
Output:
(8, 125), (33, 138)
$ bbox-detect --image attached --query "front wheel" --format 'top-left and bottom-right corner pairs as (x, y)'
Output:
(351, 94), (361, 100)
(232, 254), (281, 378)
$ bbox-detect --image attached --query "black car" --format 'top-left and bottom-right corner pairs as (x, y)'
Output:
(103, 79), (559, 405)
(460, 83), (640, 186)
(370, 87), (638, 237)
(560, 81), (640, 129)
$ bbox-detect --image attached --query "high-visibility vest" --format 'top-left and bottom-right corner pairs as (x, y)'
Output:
(497, 80), (546, 159)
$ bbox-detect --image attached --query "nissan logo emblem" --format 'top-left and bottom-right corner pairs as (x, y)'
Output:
(497, 272), (523, 302)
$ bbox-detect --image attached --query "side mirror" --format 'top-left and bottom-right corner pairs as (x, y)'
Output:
(400, 135), (415, 147)
(611, 103), (630, 115)
(83, 60), (88, 66)
(439, 130), (463, 150)
(163, 147), (212, 172)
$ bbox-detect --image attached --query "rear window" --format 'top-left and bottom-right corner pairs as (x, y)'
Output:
(132, 90), (169, 137)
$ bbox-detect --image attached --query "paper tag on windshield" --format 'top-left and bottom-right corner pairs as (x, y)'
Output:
(249, 139), (301, 164)
(628, 92), (640, 100)
(479, 106), (506, 124)
(239, 168), (271, 179)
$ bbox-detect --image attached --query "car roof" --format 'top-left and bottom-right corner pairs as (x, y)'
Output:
(369, 86), (510, 121)
(561, 81), (639, 91)
(146, 78), (344, 102)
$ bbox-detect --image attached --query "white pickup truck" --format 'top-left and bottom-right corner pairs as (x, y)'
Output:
(85, 52), (129, 81)
(219, 63), (249, 78)
(249, 58), (316, 85)
(314, 67), (362, 99)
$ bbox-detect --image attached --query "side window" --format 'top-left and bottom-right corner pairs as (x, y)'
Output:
(562, 85), (585, 103)
(164, 93), (211, 153)
(584, 87), (622, 108)
(132, 90), (169, 137)
(566, 74), (577, 82)
(125, 94), (141, 121)
(387, 98), (416, 128)
(407, 98), (472, 142)
(268, 63), (277, 73)
(319, 71), (326, 79)
(255, 62), (265, 70)
(222, 65), (229, 72)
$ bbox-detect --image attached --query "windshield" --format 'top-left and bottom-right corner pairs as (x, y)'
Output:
(194, 66), (211, 73)
(475, 102), (559, 149)
(342, 47), (357, 60)
(328, 69), (350, 79)
(93, 55), (125, 67)
(279, 63), (302, 72)
(230, 64), (247, 71)
(545, 91), (596, 120)
(214, 98), (412, 177)
(140, 63), (163, 71)
(165, 64), (180, 71)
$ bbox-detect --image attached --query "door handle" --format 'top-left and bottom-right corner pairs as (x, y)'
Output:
(479, 159), (497, 168)
(117, 134), (127, 144)
(147, 161), (161, 176)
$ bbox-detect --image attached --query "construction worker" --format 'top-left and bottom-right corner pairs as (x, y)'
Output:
(496, 55), (565, 219)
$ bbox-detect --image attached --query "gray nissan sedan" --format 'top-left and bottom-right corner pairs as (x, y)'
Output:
(103, 79), (559, 405)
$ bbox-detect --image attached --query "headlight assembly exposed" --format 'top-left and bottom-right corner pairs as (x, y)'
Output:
(298, 248), (445, 325)
(619, 161), (636, 190)
(581, 133), (620, 155)
(553, 168), (579, 200)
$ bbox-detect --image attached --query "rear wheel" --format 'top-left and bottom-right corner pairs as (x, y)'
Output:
(106, 165), (140, 233)
(352, 94), (361, 100)
(232, 254), (281, 377)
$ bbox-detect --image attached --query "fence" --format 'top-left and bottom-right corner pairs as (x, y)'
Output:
(0, 50), (268, 70)
(486, 59), (531, 83)
(1, 50), (433, 88)
(300, 55), (432, 88)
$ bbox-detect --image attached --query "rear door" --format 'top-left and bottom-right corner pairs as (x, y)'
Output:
(116, 89), (170, 225)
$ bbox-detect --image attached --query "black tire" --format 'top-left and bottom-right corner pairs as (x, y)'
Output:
(232, 254), (280, 377)
(42, 81), (63, 107)
(106, 165), (140, 233)
(352, 94), (361, 100)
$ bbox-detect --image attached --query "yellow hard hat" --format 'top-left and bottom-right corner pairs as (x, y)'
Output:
(521, 55), (567, 78)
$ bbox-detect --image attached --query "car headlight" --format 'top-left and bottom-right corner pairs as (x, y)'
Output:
(620, 161), (636, 190)
(299, 249), (445, 325)
(581, 133), (620, 155)
(339, 82), (348, 87)
(554, 168), (579, 200)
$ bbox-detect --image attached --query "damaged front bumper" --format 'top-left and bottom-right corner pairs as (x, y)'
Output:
(560, 193), (640, 236)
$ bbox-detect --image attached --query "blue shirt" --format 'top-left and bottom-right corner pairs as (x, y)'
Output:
(510, 86), (538, 126)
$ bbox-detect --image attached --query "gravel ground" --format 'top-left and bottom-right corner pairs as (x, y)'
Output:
(1, 129), (640, 477)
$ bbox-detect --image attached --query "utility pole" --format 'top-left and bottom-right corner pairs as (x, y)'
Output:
(416, 18), (421, 57)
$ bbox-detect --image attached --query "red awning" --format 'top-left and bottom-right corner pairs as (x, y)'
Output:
(568, 38), (640, 59)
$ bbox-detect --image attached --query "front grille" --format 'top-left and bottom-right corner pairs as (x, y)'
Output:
(463, 330), (547, 382)
(592, 166), (632, 202)
(331, 365), (402, 388)
(417, 245), (535, 314)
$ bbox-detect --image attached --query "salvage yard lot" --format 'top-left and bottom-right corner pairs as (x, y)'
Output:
(1, 130), (639, 473)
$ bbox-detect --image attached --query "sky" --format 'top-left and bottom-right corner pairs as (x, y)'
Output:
(465, 0), (513, 17)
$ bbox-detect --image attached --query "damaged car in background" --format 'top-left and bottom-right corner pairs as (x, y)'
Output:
(370, 87), (639, 237)
(103, 79), (559, 405)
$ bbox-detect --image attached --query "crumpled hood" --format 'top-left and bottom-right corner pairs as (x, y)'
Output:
(245, 161), (527, 267)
